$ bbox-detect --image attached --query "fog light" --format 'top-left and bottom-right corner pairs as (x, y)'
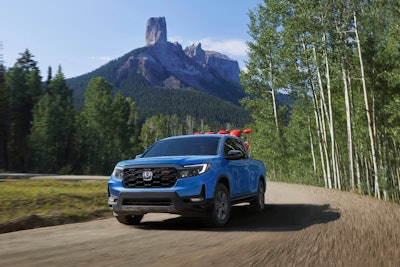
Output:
(108, 196), (118, 209)
(108, 197), (118, 203)
(190, 197), (204, 202)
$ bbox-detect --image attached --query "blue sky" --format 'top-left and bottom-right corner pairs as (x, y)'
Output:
(1, 0), (260, 79)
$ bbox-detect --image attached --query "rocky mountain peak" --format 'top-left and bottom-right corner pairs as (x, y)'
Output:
(185, 43), (206, 64)
(121, 17), (244, 104)
(145, 17), (167, 46)
(184, 44), (240, 84)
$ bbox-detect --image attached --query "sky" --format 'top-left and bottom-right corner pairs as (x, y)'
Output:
(1, 0), (260, 79)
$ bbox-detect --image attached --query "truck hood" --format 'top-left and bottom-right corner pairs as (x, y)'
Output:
(116, 155), (218, 168)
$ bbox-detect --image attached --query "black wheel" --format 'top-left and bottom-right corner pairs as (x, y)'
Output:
(208, 183), (230, 227)
(250, 180), (265, 212)
(115, 214), (144, 225)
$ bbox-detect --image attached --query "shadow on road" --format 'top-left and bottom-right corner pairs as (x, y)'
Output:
(136, 203), (340, 232)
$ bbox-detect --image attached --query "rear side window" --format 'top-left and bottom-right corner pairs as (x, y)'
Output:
(224, 138), (248, 159)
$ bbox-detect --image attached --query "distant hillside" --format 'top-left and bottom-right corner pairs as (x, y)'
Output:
(66, 48), (252, 129)
(67, 17), (251, 128)
(66, 17), (291, 129)
(67, 48), (147, 108)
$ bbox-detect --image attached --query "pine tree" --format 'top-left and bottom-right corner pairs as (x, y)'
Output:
(30, 66), (75, 173)
(5, 49), (42, 171)
(0, 49), (7, 169)
(44, 66), (52, 94)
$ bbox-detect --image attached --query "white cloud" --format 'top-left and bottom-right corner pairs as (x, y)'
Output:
(196, 38), (248, 57)
(169, 36), (248, 57)
(89, 55), (112, 61)
(169, 35), (184, 44)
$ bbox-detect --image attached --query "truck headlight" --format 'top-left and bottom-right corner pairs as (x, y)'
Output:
(178, 163), (210, 178)
(112, 167), (124, 180)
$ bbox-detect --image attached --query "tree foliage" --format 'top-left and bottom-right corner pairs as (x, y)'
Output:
(242, 0), (400, 202)
(75, 77), (138, 174)
(0, 59), (7, 170)
(4, 49), (42, 171)
(30, 66), (75, 173)
(0, 49), (254, 175)
(66, 48), (252, 130)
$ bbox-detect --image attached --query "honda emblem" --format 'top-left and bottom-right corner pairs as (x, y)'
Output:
(142, 170), (153, 181)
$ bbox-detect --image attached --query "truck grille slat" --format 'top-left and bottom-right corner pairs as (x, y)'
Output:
(122, 198), (173, 206)
(123, 167), (178, 188)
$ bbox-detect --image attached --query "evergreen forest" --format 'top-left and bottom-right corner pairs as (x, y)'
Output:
(0, 50), (249, 175)
(0, 0), (399, 203)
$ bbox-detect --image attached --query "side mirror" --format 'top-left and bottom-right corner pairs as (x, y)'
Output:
(135, 154), (143, 159)
(226, 150), (243, 160)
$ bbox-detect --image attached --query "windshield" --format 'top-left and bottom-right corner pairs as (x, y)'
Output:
(142, 136), (220, 157)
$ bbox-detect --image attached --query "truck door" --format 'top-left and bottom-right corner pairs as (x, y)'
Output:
(224, 137), (250, 197)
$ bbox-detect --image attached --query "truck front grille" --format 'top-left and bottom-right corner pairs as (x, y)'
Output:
(123, 167), (178, 188)
(122, 198), (173, 206)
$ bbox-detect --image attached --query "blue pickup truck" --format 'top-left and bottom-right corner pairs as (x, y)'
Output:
(107, 132), (267, 227)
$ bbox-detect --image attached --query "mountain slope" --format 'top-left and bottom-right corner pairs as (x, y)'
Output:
(65, 17), (287, 129)
(66, 48), (251, 129)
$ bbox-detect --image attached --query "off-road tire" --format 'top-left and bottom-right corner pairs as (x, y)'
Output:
(207, 183), (230, 227)
(249, 180), (265, 212)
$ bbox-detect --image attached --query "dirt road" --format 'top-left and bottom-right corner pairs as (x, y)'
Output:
(0, 182), (399, 267)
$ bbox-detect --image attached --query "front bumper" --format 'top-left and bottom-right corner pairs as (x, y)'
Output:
(109, 189), (213, 217)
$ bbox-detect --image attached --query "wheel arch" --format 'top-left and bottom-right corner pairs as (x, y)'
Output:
(259, 175), (266, 190)
(216, 175), (230, 194)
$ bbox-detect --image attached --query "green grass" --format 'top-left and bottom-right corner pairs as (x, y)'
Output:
(0, 179), (111, 225)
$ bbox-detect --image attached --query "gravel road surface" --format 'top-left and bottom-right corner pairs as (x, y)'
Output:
(0, 181), (399, 267)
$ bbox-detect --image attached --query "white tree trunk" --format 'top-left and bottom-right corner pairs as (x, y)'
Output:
(313, 44), (333, 189)
(324, 44), (340, 190)
(355, 151), (361, 193)
(309, 77), (328, 187)
(320, 98), (332, 189)
(269, 60), (279, 131)
(342, 65), (355, 191)
(314, 98), (327, 188)
(354, 12), (380, 199)
(301, 41), (328, 187)
(308, 111), (317, 178)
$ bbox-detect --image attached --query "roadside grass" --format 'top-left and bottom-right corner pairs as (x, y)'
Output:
(0, 179), (111, 231)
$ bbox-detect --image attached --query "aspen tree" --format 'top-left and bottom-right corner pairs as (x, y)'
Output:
(354, 12), (380, 199)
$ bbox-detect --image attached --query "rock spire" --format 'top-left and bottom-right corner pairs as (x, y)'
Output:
(145, 17), (167, 46)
